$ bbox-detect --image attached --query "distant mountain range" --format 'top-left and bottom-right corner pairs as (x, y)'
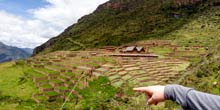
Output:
(21, 48), (33, 54)
(0, 42), (32, 63)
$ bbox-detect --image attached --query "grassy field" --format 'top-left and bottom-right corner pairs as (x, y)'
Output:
(0, 61), (38, 110)
(0, 62), (36, 99)
(149, 47), (172, 56)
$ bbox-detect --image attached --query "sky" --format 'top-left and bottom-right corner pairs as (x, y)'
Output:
(0, 0), (108, 48)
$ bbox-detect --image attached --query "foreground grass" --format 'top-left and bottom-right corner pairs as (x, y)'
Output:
(0, 62), (36, 99)
(0, 61), (38, 110)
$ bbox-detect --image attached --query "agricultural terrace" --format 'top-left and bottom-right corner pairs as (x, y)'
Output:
(26, 40), (199, 104)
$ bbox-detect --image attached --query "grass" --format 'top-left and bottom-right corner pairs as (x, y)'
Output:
(0, 62), (37, 100)
(50, 79), (62, 83)
(58, 86), (68, 91)
(37, 79), (48, 83)
(59, 75), (69, 80)
(27, 69), (45, 78)
(172, 51), (200, 57)
(91, 57), (115, 63)
(64, 72), (75, 77)
(143, 81), (158, 86)
(109, 75), (120, 80)
(166, 6), (220, 47)
(41, 84), (52, 88)
(149, 47), (172, 56)
(45, 91), (59, 97)
(171, 62), (190, 72)
(46, 65), (64, 70)
(113, 80), (124, 87)
(179, 45), (220, 93)
(0, 103), (34, 110)
(85, 62), (100, 68)
(0, 62), (39, 110)
(35, 68), (58, 74)
(121, 75), (132, 80)
(35, 95), (47, 101)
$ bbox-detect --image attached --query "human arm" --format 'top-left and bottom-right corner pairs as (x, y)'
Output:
(165, 84), (220, 110)
(134, 84), (220, 110)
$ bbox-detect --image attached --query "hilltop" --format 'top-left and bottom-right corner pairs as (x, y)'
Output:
(33, 0), (220, 55)
(0, 42), (31, 63)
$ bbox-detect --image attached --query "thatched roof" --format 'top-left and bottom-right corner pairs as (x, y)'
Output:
(136, 47), (144, 52)
(121, 46), (145, 52)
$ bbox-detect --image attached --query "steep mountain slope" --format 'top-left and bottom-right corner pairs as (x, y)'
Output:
(34, 0), (219, 55)
(0, 42), (31, 63)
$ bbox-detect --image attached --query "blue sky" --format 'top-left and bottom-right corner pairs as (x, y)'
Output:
(0, 0), (108, 48)
(0, 0), (47, 18)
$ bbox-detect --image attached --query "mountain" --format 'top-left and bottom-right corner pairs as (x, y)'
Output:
(0, 42), (31, 63)
(33, 0), (219, 55)
(21, 48), (33, 54)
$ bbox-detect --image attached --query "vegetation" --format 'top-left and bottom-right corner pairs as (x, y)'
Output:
(180, 45), (220, 93)
(34, 0), (220, 54)
(74, 76), (117, 109)
(0, 61), (37, 110)
(35, 68), (58, 74)
(149, 47), (172, 55)
(165, 45), (220, 109)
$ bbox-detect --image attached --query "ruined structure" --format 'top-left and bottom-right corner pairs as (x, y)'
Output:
(120, 46), (145, 53)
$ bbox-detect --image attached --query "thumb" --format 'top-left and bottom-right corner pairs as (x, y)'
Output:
(147, 97), (155, 105)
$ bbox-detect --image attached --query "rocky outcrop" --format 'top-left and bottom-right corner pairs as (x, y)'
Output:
(33, 38), (57, 55)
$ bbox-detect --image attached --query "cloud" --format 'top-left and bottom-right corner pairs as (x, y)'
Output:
(0, 0), (108, 48)
(0, 11), (55, 48)
(31, 0), (108, 28)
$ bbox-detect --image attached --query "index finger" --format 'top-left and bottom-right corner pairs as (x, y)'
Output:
(133, 87), (149, 92)
(133, 87), (154, 96)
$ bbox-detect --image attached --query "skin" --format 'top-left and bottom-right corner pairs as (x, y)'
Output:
(133, 85), (166, 105)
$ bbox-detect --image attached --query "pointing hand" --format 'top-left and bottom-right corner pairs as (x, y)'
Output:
(133, 85), (165, 105)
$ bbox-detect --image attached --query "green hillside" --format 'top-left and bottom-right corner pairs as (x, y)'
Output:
(165, 44), (220, 109)
(33, 0), (220, 55)
(180, 45), (220, 94)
